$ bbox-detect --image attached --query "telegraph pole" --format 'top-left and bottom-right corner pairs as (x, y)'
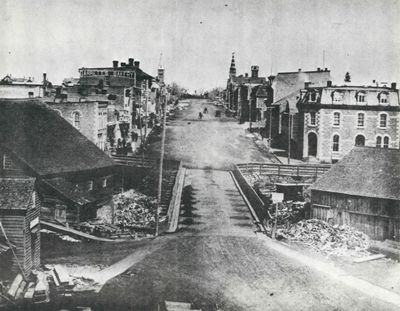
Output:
(155, 88), (167, 236)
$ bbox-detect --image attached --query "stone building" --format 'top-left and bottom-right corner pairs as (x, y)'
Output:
(225, 53), (268, 123)
(0, 74), (50, 99)
(45, 100), (109, 151)
(267, 68), (332, 156)
(297, 82), (400, 162)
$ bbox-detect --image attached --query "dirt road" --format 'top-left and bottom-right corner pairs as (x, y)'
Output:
(94, 100), (398, 311)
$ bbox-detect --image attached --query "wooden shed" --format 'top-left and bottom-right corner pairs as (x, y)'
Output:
(0, 178), (40, 275)
(310, 146), (400, 241)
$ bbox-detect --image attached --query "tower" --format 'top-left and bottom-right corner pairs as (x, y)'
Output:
(157, 53), (165, 84)
(229, 52), (236, 78)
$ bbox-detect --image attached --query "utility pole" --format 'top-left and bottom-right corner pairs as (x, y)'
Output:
(288, 113), (291, 165)
(155, 88), (167, 236)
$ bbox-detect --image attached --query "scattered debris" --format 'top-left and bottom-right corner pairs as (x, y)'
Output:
(353, 253), (386, 263)
(276, 219), (371, 257)
(40, 229), (81, 243)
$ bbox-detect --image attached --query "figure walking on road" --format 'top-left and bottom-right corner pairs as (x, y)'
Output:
(198, 112), (203, 120)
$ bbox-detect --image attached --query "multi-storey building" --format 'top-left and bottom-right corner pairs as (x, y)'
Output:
(297, 82), (400, 162)
(0, 73), (50, 99)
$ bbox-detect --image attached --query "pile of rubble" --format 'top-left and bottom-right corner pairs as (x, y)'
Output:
(113, 189), (157, 230)
(276, 219), (371, 257)
(269, 201), (307, 225)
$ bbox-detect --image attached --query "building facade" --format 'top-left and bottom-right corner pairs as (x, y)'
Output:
(0, 74), (50, 99)
(298, 82), (400, 162)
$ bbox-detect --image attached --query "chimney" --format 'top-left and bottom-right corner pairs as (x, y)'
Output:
(391, 82), (397, 90)
(134, 61), (140, 68)
(251, 65), (259, 78)
(43, 73), (47, 83)
(121, 62), (126, 67)
(245, 73), (249, 78)
(128, 58), (134, 67)
(317, 67), (321, 71)
(324, 68), (328, 71)
(113, 60), (118, 68)
(327, 80), (332, 87)
(304, 82), (311, 88)
(298, 68), (301, 72)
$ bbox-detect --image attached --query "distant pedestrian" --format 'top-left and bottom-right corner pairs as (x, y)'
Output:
(203, 107), (208, 114)
(198, 112), (203, 120)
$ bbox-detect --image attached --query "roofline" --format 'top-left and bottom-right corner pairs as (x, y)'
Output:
(277, 70), (331, 75)
(310, 188), (400, 201)
(304, 85), (398, 91)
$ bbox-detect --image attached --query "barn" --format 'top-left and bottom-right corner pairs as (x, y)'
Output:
(310, 146), (400, 241)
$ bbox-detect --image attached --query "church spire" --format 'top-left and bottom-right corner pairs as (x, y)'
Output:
(229, 52), (236, 78)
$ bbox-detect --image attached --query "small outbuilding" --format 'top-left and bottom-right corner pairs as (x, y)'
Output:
(310, 146), (400, 241)
(0, 178), (40, 275)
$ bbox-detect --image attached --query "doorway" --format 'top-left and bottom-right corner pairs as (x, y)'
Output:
(308, 132), (317, 156)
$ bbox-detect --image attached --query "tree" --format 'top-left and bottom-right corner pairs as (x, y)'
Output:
(344, 72), (351, 83)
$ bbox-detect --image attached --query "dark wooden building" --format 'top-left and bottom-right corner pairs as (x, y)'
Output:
(0, 178), (40, 275)
(310, 146), (400, 241)
(0, 99), (117, 226)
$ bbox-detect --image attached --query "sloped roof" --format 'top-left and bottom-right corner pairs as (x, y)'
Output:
(0, 99), (115, 176)
(272, 91), (300, 113)
(42, 177), (97, 206)
(273, 70), (331, 103)
(311, 147), (400, 200)
(0, 178), (35, 210)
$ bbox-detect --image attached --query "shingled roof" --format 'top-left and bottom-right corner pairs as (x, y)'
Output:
(0, 178), (35, 210)
(0, 99), (115, 176)
(311, 147), (400, 200)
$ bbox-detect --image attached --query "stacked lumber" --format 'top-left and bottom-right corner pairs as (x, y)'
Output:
(32, 271), (49, 304)
(50, 265), (74, 296)
(6, 274), (26, 301)
(276, 219), (371, 257)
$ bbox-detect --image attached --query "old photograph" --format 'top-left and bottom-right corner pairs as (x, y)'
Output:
(0, 0), (400, 310)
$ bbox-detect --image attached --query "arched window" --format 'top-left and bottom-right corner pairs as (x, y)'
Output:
(309, 92), (317, 102)
(333, 135), (340, 152)
(379, 113), (388, 128)
(376, 136), (382, 148)
(73, 112), (81, 129)
(355, 134), (365, 146)
(383, 136), (390, 148)
(379, 92), (388, 104)
(333, 112), (340, 126)
(357, 113), (365, 127)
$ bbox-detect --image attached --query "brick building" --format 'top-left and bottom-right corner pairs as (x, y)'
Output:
(297, 82), (400, 162)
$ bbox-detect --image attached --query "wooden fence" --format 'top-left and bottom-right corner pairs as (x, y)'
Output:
(112, 155), (180, 171)
(236, 162), (331, 180)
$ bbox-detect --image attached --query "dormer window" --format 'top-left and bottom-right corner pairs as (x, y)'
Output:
(379, 92), (388, 104)
(309, 92), (317, 102)
(356, 92), (366, 103)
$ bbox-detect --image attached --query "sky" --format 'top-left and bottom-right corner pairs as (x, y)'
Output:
(1, 0), (400, 92)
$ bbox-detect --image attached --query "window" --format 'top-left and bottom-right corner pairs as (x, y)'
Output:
(28, 91), (34, 98)
(310, 112), (316, 126)
(332, 91), (343, 103)
(376, 136), (382, 147)
(383, 136), (390, 148)
(309, 92), (317, 102)
(333, 135), (340, 152)
(379, 113), (387, 128)
(379, 92), (388, 104)
(357, 113), (365, 127)
(73, 112), (81, 129)
(356, 93), (365, 103)
(333, 112), (340, 126)
(102, 178), (107, 188)
(355, 134), (365, 146)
